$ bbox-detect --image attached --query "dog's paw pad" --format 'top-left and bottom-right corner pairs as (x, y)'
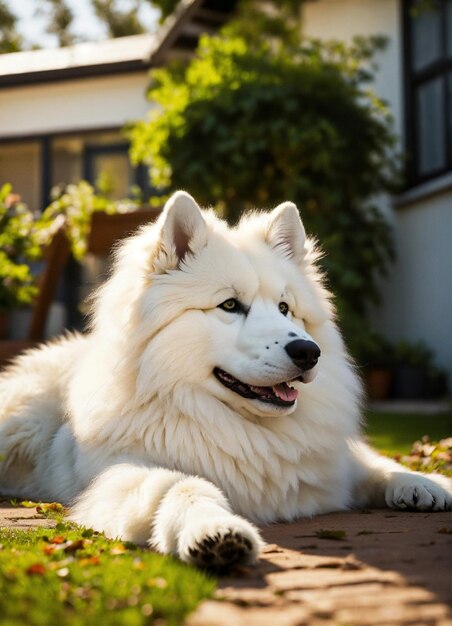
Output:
(189, 530), (254, 571)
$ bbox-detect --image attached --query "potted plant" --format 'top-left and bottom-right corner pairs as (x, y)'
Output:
(425, 364), (449, 399)
(0, 184), (41, 337)
(392, 340), (433, 399)
(358, 331), (394, 400)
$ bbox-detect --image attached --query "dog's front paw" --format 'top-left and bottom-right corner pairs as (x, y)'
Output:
(386, 472), (452, 511)
(178, 514), (263, 571)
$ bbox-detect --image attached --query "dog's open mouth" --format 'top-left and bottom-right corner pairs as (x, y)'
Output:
(213, 367), (299, 407)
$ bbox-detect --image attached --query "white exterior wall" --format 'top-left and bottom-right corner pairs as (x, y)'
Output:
(302, 0), (452, 385)
(0, 72), (153, 138)
(377, 190), (452, 380)
(303, 0), (403, 137)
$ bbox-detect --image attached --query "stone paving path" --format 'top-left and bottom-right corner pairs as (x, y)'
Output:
(1, 503), (451, 625)
(187, 510), (452, 626)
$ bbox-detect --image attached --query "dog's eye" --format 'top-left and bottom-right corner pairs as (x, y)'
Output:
(279, 302), (289, 316)
(219, 298), (241, 313)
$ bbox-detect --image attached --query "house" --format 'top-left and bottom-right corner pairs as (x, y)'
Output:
(301, 0), (452, 387)
(0, 0), (450, 386)
(0, 0), (237, 209)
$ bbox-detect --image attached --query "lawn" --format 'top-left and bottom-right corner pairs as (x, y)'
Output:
(365, 411), (451, 456)
(0, 520), (215, 626)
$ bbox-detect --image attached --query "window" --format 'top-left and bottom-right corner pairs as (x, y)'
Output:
(84, 144), (132, 201)
(0, 130), (154, 212)
(0, 141), (41, 209)
(404, 0), (452, 185)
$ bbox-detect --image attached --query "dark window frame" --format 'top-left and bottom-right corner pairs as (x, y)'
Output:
(0, 127), (156, 210)
(403, 0), (452, 187)
(83, 142), (131, 187)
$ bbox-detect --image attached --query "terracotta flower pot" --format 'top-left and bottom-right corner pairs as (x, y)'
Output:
(0, 312), (8, 339)
(365, 368), (392, 400)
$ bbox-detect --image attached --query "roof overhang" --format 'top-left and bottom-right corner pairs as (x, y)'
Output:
(0, 0), (238, 88)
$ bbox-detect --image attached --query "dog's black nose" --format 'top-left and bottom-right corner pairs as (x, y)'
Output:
(285, 339), (320, 371)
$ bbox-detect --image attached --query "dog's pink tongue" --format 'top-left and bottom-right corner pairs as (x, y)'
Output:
(272, 383), (298, 402)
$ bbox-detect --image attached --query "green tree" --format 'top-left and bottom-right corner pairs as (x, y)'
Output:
(128, 13), (400, 359)
(44, 0), (75, 47)
(92, 0), (145, 38)
(0, 0), (160, 54)
(0, 0), (22, 54)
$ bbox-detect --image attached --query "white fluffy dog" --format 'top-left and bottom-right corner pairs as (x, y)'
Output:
(0, 191), (450, 569)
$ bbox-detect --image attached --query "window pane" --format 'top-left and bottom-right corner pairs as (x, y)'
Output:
(447, 0), (452, 57)
(415, 77), (446, 176)
(0, 141), (41, 210)
(410, 1), (442, 71)
(52, 137), (83, 189)
(449, 72), (452, 154)
(92, 152), (132, 200)
(51, 131), (127, 192)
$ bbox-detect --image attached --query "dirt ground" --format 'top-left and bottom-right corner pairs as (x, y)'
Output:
(1, 503), (451, 625)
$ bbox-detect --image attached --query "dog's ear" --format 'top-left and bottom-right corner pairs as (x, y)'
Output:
(266, 201), (306, 263)
(158, 191), (208, 267)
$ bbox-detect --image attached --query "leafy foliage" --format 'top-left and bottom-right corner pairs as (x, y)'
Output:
(129, 30), (400, 359)
(0, 184), (42, 312)
(40, 181), (139, 260)
(0, 181), (140, 313)
(92, 0), (145, 38)
(150, 0), (180, 21)
(0, 0), (22, 53)
(43, 0), (75, 47)
(0, 0), (162, 53)
(395, 436), (452, 478)
(0, 521), (215, 626)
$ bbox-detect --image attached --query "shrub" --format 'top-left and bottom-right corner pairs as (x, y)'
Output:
(0, 184), (41, 312)
(40, 181), (139, 260)
(128, 30), (400, 360)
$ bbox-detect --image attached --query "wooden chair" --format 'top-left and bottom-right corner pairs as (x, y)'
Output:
(0, 225), (71, 368)
(64, 206), (163, 328)
(0, 208), (161, 368)
(87, 207), (162, 257)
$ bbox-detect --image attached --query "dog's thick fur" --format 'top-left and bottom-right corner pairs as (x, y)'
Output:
(1, 192), (450, 568)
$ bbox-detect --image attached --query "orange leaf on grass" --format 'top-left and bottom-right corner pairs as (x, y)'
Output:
(49, 536), (66, 544)
(63, 539), (85, 553)
(26, 563), (46, 576)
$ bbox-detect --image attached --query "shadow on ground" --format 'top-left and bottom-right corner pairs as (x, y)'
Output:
(1, 502), (451, 625)
(188, 509), (452, 626)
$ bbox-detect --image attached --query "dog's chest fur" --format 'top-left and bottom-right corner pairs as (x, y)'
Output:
(117, 397), (354, 523)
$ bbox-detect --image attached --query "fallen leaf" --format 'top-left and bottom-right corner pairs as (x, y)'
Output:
(20, 500), (39, 508)
(50, 536), (66, 545)
(56, 567), (70, 578)
(63, 539), (85, 553)
(79, 556), (100, 567)
(26, 563), (46, 576)
(315, 529), (346, 541)
(36, 502), (64, 514)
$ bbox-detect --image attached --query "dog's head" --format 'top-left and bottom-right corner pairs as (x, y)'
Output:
(113, 192), (336, 420)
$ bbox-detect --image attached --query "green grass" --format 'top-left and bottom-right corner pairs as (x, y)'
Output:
(0, 521), (215, 626)
(365, 411), (451, 457)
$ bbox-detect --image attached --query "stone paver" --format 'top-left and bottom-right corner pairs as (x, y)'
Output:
(188, 510), (452, 626)
(0, 501), (56, 530)
(1, 503), (451, 625)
